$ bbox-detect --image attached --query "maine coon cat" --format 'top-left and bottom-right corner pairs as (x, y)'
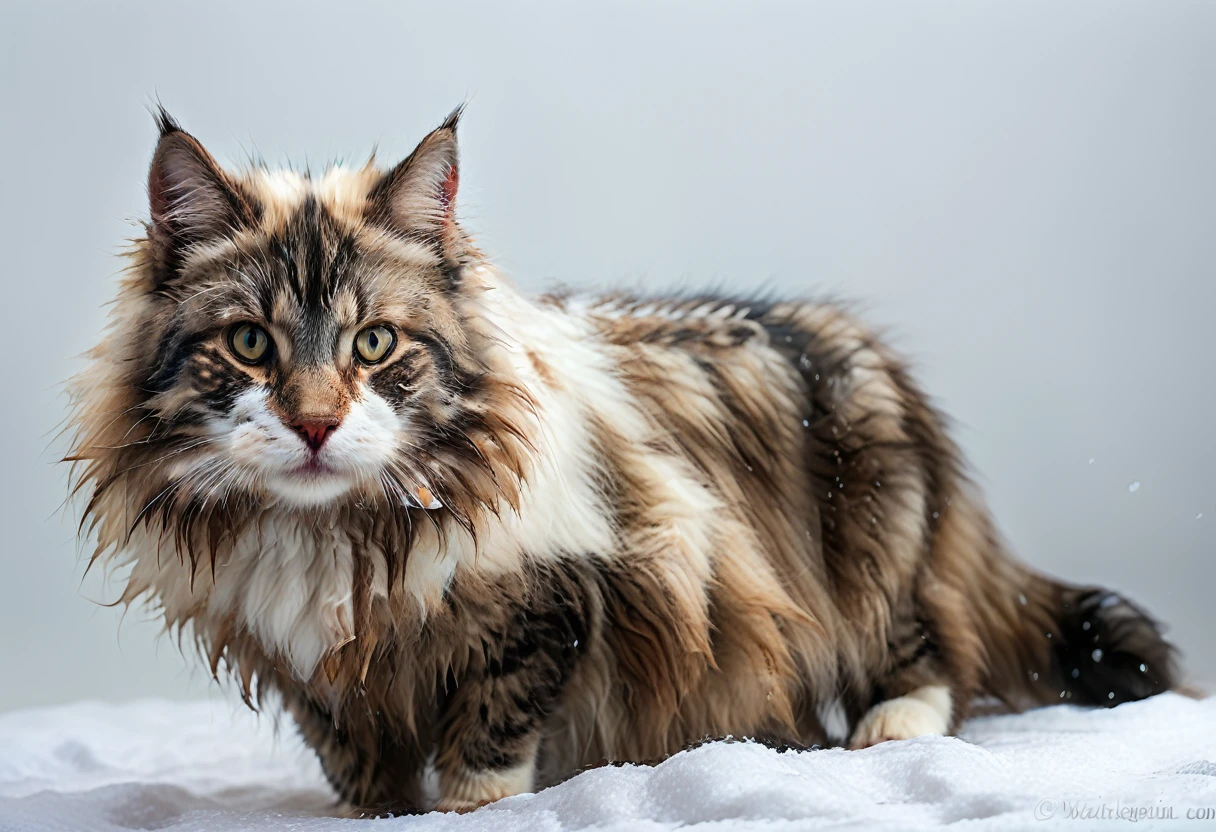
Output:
(67, 108), (1177, 814)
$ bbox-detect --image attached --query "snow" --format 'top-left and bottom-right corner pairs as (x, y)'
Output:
(2, 694), (1215, 831)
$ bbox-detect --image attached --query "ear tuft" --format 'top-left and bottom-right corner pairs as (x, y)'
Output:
(152, 103), (184, 139)
(438, 103), (465, 133)
(369, 107), (466, 251)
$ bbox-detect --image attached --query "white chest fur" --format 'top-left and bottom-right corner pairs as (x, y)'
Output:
(206, 514), (358, 681)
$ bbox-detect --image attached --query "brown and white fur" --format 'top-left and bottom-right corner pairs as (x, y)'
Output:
(67, 108), (1177, 814)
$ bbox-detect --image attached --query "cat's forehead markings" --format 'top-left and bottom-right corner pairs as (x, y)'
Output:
(271, 289), (302, 330)
(247, 169), (309, 231)
(331, 287), (361, 329)
(317, 165), (382, 230)
(245, 165), (381, 235)
(365, 230), (446, 271)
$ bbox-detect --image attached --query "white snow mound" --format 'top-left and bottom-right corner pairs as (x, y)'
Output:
(2, 693), (1215, 831)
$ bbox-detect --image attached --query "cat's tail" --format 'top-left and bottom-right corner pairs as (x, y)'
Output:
(976, 559), (1178, 708)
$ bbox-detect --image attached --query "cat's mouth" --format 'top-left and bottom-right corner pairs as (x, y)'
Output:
(289, 456), (339, 478)
(264, 455), (360, 506)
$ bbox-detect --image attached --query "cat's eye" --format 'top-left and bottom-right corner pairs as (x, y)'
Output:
(229, 323), (272, 364)
(354, 325), (396, 364)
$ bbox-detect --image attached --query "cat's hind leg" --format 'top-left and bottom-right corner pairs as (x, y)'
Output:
(848, 685), (952, 749)
(847, 581), (971, 750)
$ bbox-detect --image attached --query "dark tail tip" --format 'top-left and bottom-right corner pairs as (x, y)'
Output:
(1054, 588), (1178, 706)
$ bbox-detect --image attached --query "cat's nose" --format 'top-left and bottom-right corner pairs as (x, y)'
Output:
(290, 417), (341, 451)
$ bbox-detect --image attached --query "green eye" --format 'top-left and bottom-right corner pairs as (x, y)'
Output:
(229, 323), (271, 364)
(354, 325), (395, 364)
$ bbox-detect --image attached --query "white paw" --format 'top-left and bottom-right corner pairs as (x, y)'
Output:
(849, 685), (952, 749)
(438, 757), (535, 812)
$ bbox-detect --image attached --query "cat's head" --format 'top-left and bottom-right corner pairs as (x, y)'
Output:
(69, 108), (528, 562)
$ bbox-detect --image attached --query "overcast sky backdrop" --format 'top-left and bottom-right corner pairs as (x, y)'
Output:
(0, 0), (1212, 711)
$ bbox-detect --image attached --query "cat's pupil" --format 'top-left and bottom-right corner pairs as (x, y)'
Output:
(367, 332), (379, 350)
(245, 331), (257, 349)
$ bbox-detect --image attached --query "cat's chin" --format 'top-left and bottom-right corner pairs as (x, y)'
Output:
(263, 470), (358, 508)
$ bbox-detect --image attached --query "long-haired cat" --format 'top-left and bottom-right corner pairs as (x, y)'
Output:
(67, 108), (1177, 814)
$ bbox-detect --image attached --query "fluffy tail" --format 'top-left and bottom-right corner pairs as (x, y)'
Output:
(978, 563), (1178, 708)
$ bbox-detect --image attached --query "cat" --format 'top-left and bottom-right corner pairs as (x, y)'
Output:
(67, 107), (1177, 814)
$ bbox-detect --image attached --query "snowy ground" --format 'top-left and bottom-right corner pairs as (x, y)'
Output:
(1, 694), (1214, 831)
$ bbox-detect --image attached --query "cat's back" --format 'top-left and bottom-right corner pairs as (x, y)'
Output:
(551, 292), (902, 459)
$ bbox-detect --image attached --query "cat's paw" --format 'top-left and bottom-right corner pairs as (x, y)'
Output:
(437, 760), (534, 813)
(434, 797), (492, 814)
(338, 801), (420, 819)
(849, 685), (952, 749)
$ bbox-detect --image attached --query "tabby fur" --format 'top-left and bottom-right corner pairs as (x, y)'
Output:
(66, 108), (1177, 813)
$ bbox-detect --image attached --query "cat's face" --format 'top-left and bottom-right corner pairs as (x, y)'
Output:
(166, 213), (457, 509)
(89, 109), (502, 524)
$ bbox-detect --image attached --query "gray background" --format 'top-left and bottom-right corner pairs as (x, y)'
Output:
(0, 0), (1212, 712)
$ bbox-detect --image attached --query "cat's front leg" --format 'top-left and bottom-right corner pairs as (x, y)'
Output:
(434, 565), (590, 812)
(435, 732), (542, 813)
(284, 691), (429, 816)
(435, 668), (548, 813)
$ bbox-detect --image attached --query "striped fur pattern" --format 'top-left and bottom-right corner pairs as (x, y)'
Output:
(66, 110), (1178, 814)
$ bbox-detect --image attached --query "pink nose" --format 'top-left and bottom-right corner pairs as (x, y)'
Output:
(290, 417), (340, 451)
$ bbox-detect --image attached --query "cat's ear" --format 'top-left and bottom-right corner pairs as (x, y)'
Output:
(147, 108), (257, 276)
(369, 106), (464, 252)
